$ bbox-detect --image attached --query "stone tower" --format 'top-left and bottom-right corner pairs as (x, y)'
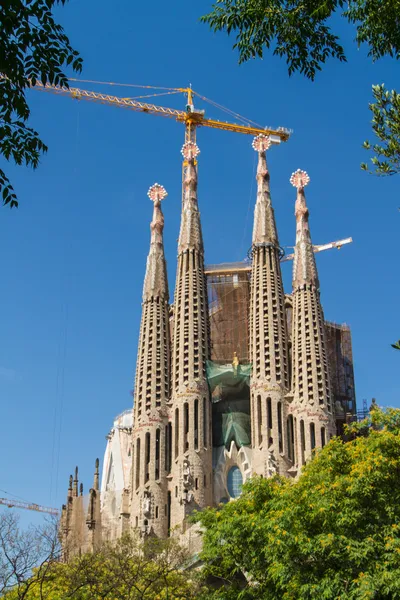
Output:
(169, 141), (212, 531)
(130, 183), (170, 537)
(288, 170), (335, 468)
(249, 135), (290, 476)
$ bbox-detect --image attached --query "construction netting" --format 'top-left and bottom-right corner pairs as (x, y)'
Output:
(206, 264), (251, 363)
(207, 361), (251, 448)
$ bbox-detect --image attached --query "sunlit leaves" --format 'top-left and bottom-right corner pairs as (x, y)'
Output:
(361, 85), (400, 176)
(196, 407), (400, 600)
(0, 0), (82, 207)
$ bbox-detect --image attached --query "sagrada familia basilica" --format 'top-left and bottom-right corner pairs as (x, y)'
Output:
(61, 134), (356, 555)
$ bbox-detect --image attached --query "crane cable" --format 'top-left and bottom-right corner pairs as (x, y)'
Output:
(68, 78), (263, 129)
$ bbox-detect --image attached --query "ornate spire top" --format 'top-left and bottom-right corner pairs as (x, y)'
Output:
(181, 141), (200, 161)
(252, 134), (278, 246)
(252, 134), (271, 153)
(178, 141), (203, 253)
(147, 183), (167, 246)
(143, 183), (169, 301)
(290, 170), (319, 289)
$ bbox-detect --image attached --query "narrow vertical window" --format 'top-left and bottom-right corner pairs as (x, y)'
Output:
(278, 402), (283, 453)
(321, 426), (326, 448)
(145, 432), (150, 483)
(175, 408), (179, 459)
(135, 438), (140, 490)
(194, 398), (199, 450)
(203, 398), (207, 447)
(257, 395), (262, 446)
(287, 415), (295, 462)
(184, 402), (189, 451)
(155, 506), (159, 519)
(267, 397), (272, 429)
(155, 428), (160, 480)
(300, 420), (305, 465)
(310, 422), (316, 451)
(165, 423), (172, 473)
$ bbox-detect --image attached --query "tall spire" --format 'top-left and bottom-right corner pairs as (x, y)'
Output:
(249, 135), (290, 477)
(178, 141), (203, 253)
(131, 183), (171, 538)
(169, 139), (212, 530)
(252, 135), (278, 246)
(143, 183), (169, 301)
(289, 171), (335, 464)
(290, 169), (319, 290)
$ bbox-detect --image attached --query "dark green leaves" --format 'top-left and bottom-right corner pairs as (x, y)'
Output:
(0, 0), (82, 207)
(202, 1), (400, 79)
(361, 85), (400, 176)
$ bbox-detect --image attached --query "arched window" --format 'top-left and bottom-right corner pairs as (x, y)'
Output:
(257, 395), (262, 446)
(227, 466), (243, 499)
(184, 402), (189, 451)
(287, 415), (295, 462)
(203, 398), (207, 447)
(155, 428), (160, 480)
(175, 408), (179, 459)
(165, 422), (172, 473)
(135, 438), (140, 489)
(278, 402), (283, 453)
(194, 399), (199, 450)
(321, 426), (326, 448)
(300, 420), (305, 465)
(145, 432), (150, 483)
(310, 422), (316, 451)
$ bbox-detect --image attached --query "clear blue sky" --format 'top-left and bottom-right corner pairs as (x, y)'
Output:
(0, 0), (399, 520)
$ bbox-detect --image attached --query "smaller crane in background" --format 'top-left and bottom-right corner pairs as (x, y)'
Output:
(0, 497), (60, 517)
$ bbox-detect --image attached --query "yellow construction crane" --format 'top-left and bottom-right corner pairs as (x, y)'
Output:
(32, 81), (291, 147)
(0, 496), (60, 517)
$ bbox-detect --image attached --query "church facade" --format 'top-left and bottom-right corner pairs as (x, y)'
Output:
(61, 135), (356, 556)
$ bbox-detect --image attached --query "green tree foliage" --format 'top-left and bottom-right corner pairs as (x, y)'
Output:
(391, 339), (400, 350)
(195, 407), (400, 600)
(362, 85), (400, 176)
(201, 0), (400, 175)
(0, 0), (82, 208)
(2, 534), (200, 600)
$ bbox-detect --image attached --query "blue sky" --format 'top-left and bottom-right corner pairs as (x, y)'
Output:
(0, 0), (399, 520)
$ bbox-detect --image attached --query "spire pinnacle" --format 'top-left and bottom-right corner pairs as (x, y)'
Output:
(178, 141), (203, 253)
(73, 466), (78, 497)
(251, 135), (278, 246)
(290, 170), (319, 289)
(94, 458), (99, 491)
(142, 184), (169, 301)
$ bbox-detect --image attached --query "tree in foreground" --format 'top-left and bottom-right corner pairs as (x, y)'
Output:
(195, 407), (400, 600)
(201, 0), (400, 176)
(0, 512), (59, 599)
(0, 0), (82, 208)
(2, 534), (200, 600)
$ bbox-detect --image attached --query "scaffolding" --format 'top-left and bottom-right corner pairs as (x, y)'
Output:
(206, 263), (251, 363)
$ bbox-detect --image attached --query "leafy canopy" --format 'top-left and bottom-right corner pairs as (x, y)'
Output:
(195, 407), (400, 600)
(201, 0), (400, 80)
(202, 0), (400, 176)
(361, 85), (400, 176)
(2, 534), (199, 600)
(0, 0), (82, 208)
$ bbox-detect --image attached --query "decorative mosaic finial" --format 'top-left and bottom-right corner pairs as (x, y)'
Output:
(252, 134), (271, 153)
(148, 183), (167, 204)
(290, 169), (310, 189)
(181, 141), (200, 161)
